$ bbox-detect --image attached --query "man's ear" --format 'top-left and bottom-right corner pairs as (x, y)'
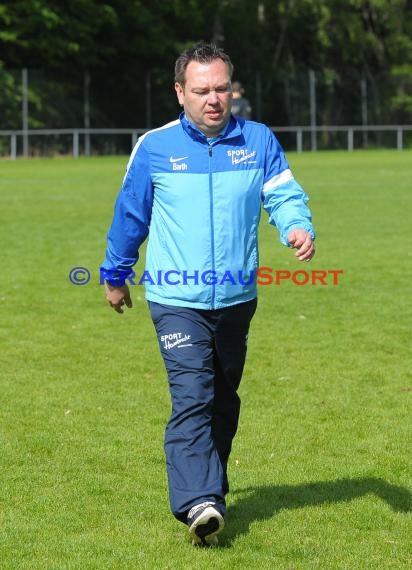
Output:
(175, 82), (184, 106)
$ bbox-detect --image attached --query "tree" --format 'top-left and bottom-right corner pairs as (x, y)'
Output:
(1, 0), (411, 133)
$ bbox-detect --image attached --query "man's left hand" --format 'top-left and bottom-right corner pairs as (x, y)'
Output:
(287, 229), (315, 262)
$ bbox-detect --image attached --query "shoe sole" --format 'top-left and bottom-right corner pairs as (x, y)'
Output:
(189, 506), (224, 546)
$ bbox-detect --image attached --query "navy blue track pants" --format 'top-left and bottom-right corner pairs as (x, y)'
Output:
(149, 298), (257, 523)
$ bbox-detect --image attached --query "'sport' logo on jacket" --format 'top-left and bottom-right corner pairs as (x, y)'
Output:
(227, 149), (257, 165)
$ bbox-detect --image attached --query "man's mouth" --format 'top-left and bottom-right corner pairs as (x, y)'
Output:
(206, 110), (222, 119)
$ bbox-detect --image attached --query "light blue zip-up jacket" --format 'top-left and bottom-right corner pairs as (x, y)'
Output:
(101, 113), (315, 309)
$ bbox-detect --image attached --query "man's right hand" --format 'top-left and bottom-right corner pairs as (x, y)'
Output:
(104, 281), (133, 314)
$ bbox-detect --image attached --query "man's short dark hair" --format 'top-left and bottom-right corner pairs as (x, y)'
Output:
(174, 42), (234, 85)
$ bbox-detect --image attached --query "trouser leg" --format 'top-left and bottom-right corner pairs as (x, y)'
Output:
(149, 301), (225, 523)
(211, 298), (257, 494)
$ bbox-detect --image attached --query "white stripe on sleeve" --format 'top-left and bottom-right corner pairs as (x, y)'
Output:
(262, 169), (294, 193)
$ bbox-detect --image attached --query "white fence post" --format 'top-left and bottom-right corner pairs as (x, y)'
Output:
(397, 128), (403, 151)
(22, 68), (29, 157)
(347, 128), (354, 151)
(309, 70), (317, 151)
(11, 134), (17, 159)
(296, 129), (303, 153)
(84, 71), (91, 156)
(73, 130), (79, 158)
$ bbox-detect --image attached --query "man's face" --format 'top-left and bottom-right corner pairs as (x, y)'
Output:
(175, 59), (232, 137)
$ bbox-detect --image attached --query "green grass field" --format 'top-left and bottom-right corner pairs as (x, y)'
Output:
(0, 151), (411, 569)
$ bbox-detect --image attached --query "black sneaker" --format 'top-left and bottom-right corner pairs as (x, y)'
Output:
(187, 501), (224, 547)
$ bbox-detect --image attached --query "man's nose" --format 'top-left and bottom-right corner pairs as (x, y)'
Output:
(207, 90), (219, 104)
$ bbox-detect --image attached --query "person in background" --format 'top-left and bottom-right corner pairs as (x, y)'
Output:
(231, 80), (252, 118)
(101, 42), (315, 548)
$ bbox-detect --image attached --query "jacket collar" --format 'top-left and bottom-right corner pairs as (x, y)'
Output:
(179, 112), (243, 144)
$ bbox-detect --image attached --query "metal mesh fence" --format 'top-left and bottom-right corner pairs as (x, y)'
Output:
(1, 66), (411, 156)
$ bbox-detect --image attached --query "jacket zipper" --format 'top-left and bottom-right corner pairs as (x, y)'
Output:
(208, 144), (216, 307)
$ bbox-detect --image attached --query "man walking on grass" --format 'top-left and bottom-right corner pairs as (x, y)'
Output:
(101, 42), (315, 546)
